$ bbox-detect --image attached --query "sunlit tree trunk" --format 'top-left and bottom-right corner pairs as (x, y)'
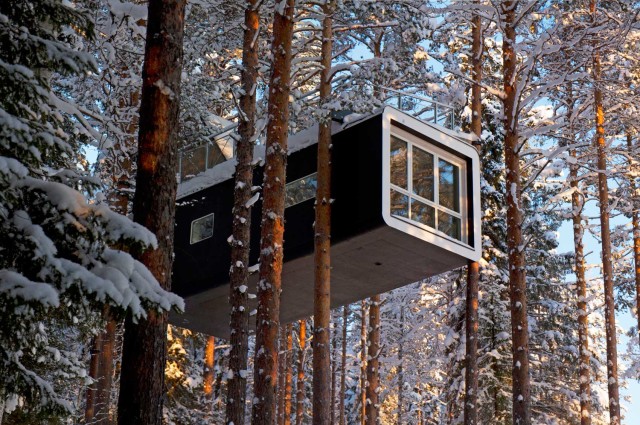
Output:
(295, 320), (307, 425)
(117, 0), (185, 423)
(313, 2), (335, 423)
(204, 336), (215, 401)
(284, 323), (294, 425)
(501, 2), (531, 423)
(464, 4), (482, 424)
(226, 1), (260, 424)
(365, 295), (380, 424)
(252, 0), (295, 423)
(590, 2), (620, 424)
(566, 85), (592, 425)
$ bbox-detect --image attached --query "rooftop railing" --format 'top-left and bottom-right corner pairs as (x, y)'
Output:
(380, 86), (460, 130)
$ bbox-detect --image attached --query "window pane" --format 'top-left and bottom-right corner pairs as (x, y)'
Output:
(412, 147), (434, 201)
(390, 137), (408, 189)
(410, 199), (435, 228)
(390, 190), (409, 219)
(285, 173), (318, 208)
(191, 213), (214, 244)
(438, 211), (461, 240)
(439, 158), (459, 212)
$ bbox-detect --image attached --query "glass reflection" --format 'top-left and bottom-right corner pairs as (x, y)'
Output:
(412, 146), (434, 201)
(410, 199), (435, 228)
(438, 212), (461, 240)
(285, 173), (318, 208)
(439, 159), (459, 212)
(390, 137), (408, 189)
(390, 190), (409, 219)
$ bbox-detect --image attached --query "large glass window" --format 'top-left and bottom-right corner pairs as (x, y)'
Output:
(389, 135), (465, 242)
(191, 213), (214, 244)
(285, 172), (318, 208)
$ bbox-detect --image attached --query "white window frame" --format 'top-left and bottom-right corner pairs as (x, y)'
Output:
(382, 107), (481, 262)
(190, 213), (214, 244)
(389, 131), (467, 243)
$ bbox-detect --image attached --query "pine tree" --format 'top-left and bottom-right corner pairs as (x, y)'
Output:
(116, 0), (187, 423)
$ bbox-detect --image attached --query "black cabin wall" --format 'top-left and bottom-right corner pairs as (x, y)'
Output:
(172, 114), (385, 298)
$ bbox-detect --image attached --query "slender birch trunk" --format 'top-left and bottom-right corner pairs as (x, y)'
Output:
(464, 4), (482, 424)
(295, 320), (307, 425)
(590, 2), (620, 423)
(117, 0), (185, 423)
(252, 0), (295, 423)
(339, 305), (348, 425)
(501, 2), (531, 424)
(313, 2), (334, 423)
(365, 295), (381, 424)
(226, 1), (260, 423)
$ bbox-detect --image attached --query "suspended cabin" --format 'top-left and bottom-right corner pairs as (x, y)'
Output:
(170, 106), (481, 338)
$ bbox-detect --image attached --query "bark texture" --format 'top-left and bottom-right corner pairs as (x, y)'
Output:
(284, 323), (294, 425)
(464, 6), (482, 425)
(628, 133), (640, 347)
(251, 2), (295, 422)
(568, 87), (591, 425)
(226, 2), (260, 424)
(339, 305), (349, 425)
(295, 320), (307, 425)
(312, 2), (334, 423)
(591, 2), (620, 421)
(501, 2), (531, 424)
(365, 295), (381, 424)
(117, 0), (185, 423)
(360, 301), (367, 425)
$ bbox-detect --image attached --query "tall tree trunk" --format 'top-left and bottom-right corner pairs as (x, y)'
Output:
(464, 5), (482, 425)
(365, 295), (381, 425)
(284, 323), (294, 425)
(628, 133), (640, 345)
(360, 300), (367, 425)
(95, 317), (117, 424)
(117, 0), (185, 423)
(226, 1), (260, 424)
(85, 334), (102, 422)
(591, 3), (620, 422)
(252, 0), (295, 423)
(339, 305), (348, 425)
(397, 306), (404, 425)
(331, 324), (337, 425)
(501, 2), (531, 424)
(295, 320), (307, 425)
(279, 326), (287, 425)
(567, 85), (592, 425)
(204, 336), (215, 401)
(313, 2), (334, 424)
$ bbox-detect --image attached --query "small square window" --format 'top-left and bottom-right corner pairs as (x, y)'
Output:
(191, 213), (214, 244)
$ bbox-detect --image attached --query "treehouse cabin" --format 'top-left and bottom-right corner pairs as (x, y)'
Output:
(170, 106), (481, 338)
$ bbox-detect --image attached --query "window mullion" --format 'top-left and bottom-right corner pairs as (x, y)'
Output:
(434, 153), (439, 229)
(407, 142), (413, 220)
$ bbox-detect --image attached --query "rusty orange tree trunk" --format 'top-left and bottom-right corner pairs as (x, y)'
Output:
(313, 1), (335, 424)
(252, 1), (295, 422)
(295, 320), (307, 425)
(628, 133), (640, 347)
(116, 0), (186, 423)
(204, 336), (215, 400)
(501, 2), (531, 424)
(226, 1), (260, 424)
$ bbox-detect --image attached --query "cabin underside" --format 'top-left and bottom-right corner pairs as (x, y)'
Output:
(170, 224), (466, 339)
